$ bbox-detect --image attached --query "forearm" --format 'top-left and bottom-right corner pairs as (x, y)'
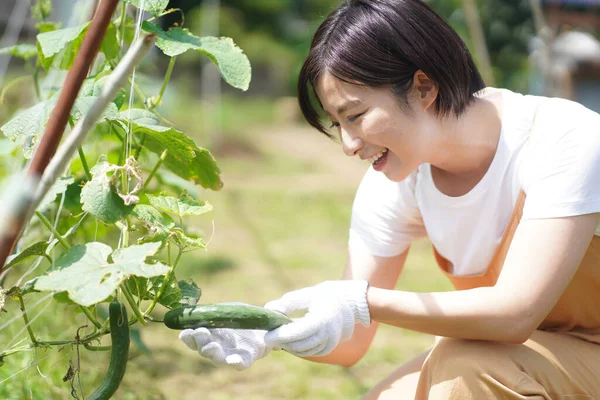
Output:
(367, 286), (531, 343)
(301, 322), (379, 367)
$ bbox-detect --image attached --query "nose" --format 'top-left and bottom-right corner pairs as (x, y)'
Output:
(340, 128), (363, 156)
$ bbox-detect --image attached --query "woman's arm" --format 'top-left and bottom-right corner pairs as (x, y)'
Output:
(303, 245), (410, 366)
(367, 213), (600, 343)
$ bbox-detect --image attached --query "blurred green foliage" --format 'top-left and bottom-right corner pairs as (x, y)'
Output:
(163, 0), (535, 94)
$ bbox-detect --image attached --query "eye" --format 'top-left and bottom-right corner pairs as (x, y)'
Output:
(348, 112), (365, 123)
(329, 121), (340, 128)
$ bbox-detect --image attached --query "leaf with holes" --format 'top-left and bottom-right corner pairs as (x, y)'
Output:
(147, 193), (212, 217)
(80, 156), (134, 224)
(34, 242), (169, 306)
(128, 0), (169, 17)
(141, 21), (251, 91)
(0, 44), (38, 60)
(178, 279), (201, 306)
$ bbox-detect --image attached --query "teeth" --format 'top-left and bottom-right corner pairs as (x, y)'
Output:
(369, 148), (388, 164)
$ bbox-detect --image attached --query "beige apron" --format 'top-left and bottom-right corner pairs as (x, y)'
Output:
(416, 97), (600, 398)
(433, 189), (600, 342)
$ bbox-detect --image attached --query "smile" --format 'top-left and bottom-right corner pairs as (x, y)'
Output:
(369, 148), (388, 165)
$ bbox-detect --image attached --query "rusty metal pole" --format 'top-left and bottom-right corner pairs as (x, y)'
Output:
(0, 0), (120, 272)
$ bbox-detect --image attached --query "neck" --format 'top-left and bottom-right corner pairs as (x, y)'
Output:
(428, 95), (502, 179)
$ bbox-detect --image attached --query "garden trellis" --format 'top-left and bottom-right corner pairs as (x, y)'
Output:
(0, 0), (251, 397)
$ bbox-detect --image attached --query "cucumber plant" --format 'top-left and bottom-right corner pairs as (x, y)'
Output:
(0, 0), (252, 397)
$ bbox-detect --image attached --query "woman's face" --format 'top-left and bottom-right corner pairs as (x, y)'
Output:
(315, 72), (436, 182)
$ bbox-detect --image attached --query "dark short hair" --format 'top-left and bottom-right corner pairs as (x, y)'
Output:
(298, 0), (486, 137)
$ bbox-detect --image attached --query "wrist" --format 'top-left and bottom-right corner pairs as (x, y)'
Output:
(351, 280), (371, 327)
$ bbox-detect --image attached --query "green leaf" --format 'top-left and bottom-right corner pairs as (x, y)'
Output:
(34, 242), (170, 307)
(80, 156), (134, 224)
(53, 291), (75, 305)
(118, 120), (222, 190)
(37, 176), (74, 211)
(131, 204), (175, 244)
(120, 109), (159, 125)
(152, 274), (181, 309)
(82, 73), (126, 109)
(172, 228), (206, 250)
(36, 21), (61, 33)
(127, 273), (181, 309)
(0, 44), (38, 60)
(71, 96), (119, 122)
(31, 0), (52, 21)
(147, 193), (212, 217)
(126, 275), (152, 300)
(100, 22), (119, 62)
(1, 99), (54, 158)
(128, 0), (169, 17)
(178, 279), (201, 306)
(1, 94), (117, 158)
(36, 22), (118, 70)
(4, 242), (51, 270)
(141, 21), (251, 91)
(37, 23), (88, 70)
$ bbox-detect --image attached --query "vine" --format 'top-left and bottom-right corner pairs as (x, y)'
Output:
(0, 0), (251, 397)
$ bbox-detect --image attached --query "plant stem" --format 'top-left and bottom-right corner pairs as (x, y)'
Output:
(118, 0), (127, 54)
(120, 283), (147, 326)
(83, 343), (111, 351)
(149, 8), (185, 27)
(35, 211), (70, 250)
(0, 344), (33, 358)
(144, 248), (182, 316)
(151, 56), (177, 109)
(80, 306), (102, 329)
(0, 316), (143, 359)
(33, 65), (41, 101)
(78, 147), (92, 181)
(18, 295), (37, 345)
(142, 149), (167, 191)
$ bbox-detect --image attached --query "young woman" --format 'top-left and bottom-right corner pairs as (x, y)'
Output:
(180, 0), (600, 398)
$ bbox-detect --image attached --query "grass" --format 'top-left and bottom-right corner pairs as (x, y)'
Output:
(0, 98), (453, 399)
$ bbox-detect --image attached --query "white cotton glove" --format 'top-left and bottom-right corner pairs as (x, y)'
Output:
(263, 280), (371, 357)
(179, 327), (272, 371)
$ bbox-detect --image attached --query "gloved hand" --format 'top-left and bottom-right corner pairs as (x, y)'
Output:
(263, 280), (371, 357)
(179, 328), (273, 371)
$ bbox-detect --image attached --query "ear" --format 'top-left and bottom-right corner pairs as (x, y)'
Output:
(411, 70), (438, 110)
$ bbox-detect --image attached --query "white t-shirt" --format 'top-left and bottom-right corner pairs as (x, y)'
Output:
(348, 88), (600, 276)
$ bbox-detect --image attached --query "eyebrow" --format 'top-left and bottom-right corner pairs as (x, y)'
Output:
(324, 100), (363, 117)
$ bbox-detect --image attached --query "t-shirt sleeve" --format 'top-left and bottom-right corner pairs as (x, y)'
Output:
(521, 98), (600, 220)
(348, 167), (427, 257)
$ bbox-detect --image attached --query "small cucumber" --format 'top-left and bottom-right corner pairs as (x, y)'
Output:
(163, 304), (292, 331)
(88, 301), (130, 400)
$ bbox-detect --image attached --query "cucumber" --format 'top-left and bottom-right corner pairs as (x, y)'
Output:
(88, 301), (130, 400)
(163, 304), (292, 331)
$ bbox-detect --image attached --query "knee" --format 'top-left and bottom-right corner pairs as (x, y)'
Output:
(425, 337), (508, 379)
